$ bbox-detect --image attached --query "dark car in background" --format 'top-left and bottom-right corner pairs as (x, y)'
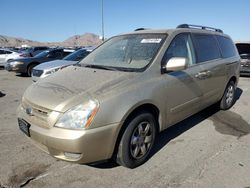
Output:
(235, 43), (250, 76)
(32, 48), (92, 81)
(5, 48), (74, 76)
(21, 46), (50, 57)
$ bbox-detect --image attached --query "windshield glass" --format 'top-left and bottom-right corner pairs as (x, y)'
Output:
(63, 49), (90, 61)
(79, 34), (166, 71)
(34, 50), (49, 58)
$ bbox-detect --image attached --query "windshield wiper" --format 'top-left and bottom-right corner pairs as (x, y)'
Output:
(83, 64), (119, 71)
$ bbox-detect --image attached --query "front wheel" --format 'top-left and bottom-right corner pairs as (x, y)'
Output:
(27, 64), (36, 77)
(220, 81), (236, 110)
(116, 112), (157, 168)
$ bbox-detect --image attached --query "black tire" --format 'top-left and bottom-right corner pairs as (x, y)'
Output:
(220, 81), (236, 110)
(116, 112), (157, 168)
(27, 64), (37, 77)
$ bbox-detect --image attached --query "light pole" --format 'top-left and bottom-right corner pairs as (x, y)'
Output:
(101, 0), (104, 41)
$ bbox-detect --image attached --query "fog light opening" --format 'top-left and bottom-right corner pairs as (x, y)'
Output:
(64, 152), (82, 160)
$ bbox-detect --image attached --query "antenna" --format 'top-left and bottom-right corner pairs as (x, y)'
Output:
(101, 0), (104, 41)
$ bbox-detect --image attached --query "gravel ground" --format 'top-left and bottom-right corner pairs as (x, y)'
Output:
(0, 70), (250, 188)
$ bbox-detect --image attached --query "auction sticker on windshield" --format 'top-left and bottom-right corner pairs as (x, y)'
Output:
(141, 38), (162, 43)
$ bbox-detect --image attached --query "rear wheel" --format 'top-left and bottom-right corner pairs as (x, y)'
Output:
(220, 81), (236, 110)
(116, 112), (157, 168)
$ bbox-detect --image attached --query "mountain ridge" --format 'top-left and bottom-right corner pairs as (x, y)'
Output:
(0, 33), (102, 47)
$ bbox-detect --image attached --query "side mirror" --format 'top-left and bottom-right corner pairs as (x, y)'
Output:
(162, 57), (188, 73)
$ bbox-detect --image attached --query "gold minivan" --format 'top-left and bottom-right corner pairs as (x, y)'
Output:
(17, 24), (240, 168)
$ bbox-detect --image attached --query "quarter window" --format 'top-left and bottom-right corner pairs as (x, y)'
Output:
(216, 36), (237, 58)
(193, 34), (221, 63)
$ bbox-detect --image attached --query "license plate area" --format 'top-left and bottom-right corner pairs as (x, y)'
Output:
(18, 118), (31, 137)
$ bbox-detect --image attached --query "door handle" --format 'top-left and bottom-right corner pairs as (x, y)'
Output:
(195, 70), (211, 79)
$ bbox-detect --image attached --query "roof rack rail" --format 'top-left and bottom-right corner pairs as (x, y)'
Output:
(134, 28), (149, 31)
(177, 24), (223, 33)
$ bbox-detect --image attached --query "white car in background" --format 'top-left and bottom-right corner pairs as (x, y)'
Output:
(32, 48), (92, 81)
(0, 48), (23, 67)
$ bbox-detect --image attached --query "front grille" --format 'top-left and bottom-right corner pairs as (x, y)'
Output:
(22, 98), (52, 128)
(32, 69), (43, 77)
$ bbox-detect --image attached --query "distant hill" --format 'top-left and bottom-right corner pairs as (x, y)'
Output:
(0, 33), (102, 47)
(62, 33), (102, 46)
(0, 35), (43, 47)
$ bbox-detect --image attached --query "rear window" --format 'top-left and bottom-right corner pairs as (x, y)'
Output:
(193, 34), (221, 63)
(217, 36), (237, 58)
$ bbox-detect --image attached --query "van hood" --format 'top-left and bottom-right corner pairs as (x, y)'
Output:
(23, 66), (137, 112)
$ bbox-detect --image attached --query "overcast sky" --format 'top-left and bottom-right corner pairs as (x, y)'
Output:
(1, 0), (249, 42)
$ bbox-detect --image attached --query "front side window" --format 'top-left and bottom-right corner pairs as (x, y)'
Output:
(193, 34), (221, 63)
(162, 33), (196, 66)
(35, 50), (49, 58)
(79, 34), (167, 72)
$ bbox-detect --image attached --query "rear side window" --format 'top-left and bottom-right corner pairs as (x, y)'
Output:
(193, 34), (221, 63)
(216, 36), (237, 58)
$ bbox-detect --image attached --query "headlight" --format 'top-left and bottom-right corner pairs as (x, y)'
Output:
(10, 61), (23, 66)
(45, 68), (60, 75)
(55, 100), (99, 129)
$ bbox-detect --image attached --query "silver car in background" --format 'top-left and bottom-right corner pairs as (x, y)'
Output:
(32, 48), (92, 81)
(0, 48), (23, 67)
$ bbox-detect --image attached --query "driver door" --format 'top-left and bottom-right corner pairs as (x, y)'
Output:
(163, 33), (204, 126)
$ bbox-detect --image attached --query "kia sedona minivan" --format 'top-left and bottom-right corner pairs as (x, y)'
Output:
(17, 24), (240, 168)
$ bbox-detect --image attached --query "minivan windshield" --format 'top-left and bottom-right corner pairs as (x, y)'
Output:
(79, 34), (166, 71)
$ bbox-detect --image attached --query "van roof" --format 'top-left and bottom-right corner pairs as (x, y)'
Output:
(121, 24), (229, 38)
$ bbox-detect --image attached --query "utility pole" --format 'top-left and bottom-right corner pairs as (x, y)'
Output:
(101, 0), (104, 41)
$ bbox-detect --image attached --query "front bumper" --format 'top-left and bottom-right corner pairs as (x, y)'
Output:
(17, 105), (120, 164)
(5, 63), (26, 73)
(240, 65), (250, 75)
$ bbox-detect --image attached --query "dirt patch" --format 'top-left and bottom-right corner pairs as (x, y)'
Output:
(209, 110), (250, 138)
(169, 139), (185, 145)
(8, 163), (50, 187)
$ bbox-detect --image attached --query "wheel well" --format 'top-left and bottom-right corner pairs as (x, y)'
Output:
(112, 103), (160, 159)
(27, 62), (38, 71)
(229, 76), (237, 84)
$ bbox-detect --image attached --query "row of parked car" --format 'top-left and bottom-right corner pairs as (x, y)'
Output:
(0, 46), (94, 80)
(1, 41), (250, 81)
